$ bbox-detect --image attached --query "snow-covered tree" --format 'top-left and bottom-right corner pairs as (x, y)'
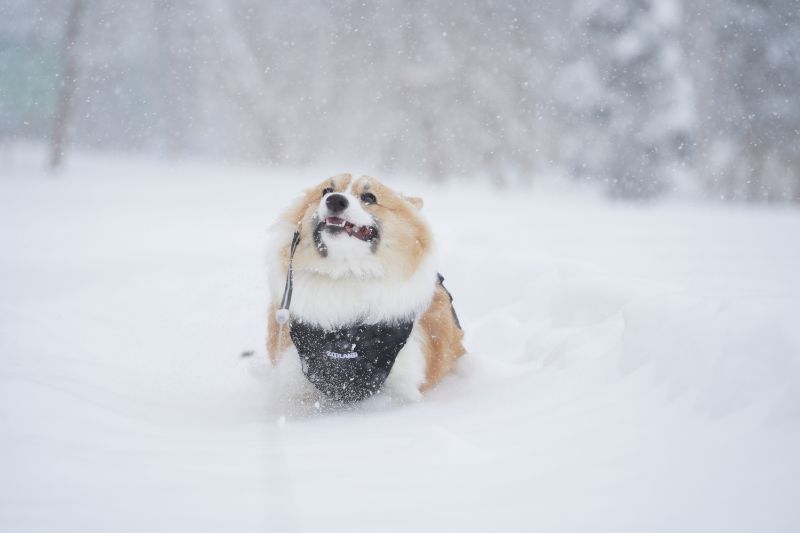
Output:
(1, 0), (798, 202)
(709, 0), (800, 201)
(557, 0), (694, 198)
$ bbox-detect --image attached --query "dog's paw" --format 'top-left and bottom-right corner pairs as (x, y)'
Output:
(383, 326), (427, 401)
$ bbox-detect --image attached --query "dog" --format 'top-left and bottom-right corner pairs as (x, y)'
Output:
(266, 173), (465, 402)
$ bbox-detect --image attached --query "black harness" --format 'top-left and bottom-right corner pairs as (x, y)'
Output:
(276, 230), (462, 403)
(290, 319), (414, 402)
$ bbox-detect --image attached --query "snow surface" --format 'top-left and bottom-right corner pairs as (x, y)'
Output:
(1, 148), (799, 532)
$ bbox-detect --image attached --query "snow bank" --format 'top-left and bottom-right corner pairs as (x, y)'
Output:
(1, 148), (799, 532)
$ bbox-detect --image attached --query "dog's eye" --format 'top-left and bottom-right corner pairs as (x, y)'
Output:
(322, 187), (334, 196)
(360, 192), (377, 205)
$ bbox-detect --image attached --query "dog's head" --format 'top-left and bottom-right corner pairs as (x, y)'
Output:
(279, 174), (431, 280)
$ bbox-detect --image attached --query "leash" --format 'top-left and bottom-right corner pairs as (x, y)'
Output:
(276, 230), (301, 325)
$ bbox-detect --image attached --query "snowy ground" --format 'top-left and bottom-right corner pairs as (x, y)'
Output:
(1, 148), (799, 532)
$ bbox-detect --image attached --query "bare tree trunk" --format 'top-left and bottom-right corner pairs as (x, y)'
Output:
(202, 2), (285, 163)
(48, 0), (85, 171)
(422, 114), (446, 183)
(792, 154), (800, 203)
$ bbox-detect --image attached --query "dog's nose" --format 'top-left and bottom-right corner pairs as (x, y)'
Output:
(325, 193), (349, 213)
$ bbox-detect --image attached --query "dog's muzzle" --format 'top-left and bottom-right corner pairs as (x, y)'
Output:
(313, 216), (380, 257)
(318, 216), (378, 241)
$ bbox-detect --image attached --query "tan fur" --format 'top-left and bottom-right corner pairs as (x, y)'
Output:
(350, 175), (432, 277)
(267, 174), (465, 393)
(267, 303), (293, 363)
(419, 285), (466, 390)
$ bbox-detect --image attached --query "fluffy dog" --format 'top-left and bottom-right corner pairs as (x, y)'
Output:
(267, 173), (465, 402)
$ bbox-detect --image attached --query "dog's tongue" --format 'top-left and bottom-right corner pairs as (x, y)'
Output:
(350, 225), (375, 241)
(324, 216), (375, 241)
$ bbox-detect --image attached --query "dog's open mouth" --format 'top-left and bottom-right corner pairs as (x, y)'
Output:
(321, 216), (378, 242)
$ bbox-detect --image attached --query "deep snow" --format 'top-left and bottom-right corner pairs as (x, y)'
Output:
(1, 148), (799, 532)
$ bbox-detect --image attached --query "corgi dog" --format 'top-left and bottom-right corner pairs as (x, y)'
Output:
(266, 173), (465, 402)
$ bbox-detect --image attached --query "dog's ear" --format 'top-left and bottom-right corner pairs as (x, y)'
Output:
(403, 195), (424, 210)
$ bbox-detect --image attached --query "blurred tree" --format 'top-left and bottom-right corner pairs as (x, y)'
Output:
(1, 0), (797, 202)
(48, 0), (84, 170)
(712, 0), (800, 201)
(559, 0), (694, 198)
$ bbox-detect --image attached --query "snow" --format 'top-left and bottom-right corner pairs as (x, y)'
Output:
(1, 148), (799, 532)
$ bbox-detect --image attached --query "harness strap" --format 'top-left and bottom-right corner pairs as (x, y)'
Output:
(437, 273), (462, 330)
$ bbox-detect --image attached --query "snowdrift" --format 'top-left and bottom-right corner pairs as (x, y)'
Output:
(1, 150), (799, 532)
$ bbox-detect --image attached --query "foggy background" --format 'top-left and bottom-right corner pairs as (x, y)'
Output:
(1, 0), (798, 201)
(3, 3), (800, 531)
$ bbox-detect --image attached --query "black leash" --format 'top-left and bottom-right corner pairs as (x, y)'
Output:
(276, 230), (301, 325)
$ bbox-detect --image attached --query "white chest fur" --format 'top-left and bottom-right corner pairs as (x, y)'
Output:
(288, 252), (438, 329)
